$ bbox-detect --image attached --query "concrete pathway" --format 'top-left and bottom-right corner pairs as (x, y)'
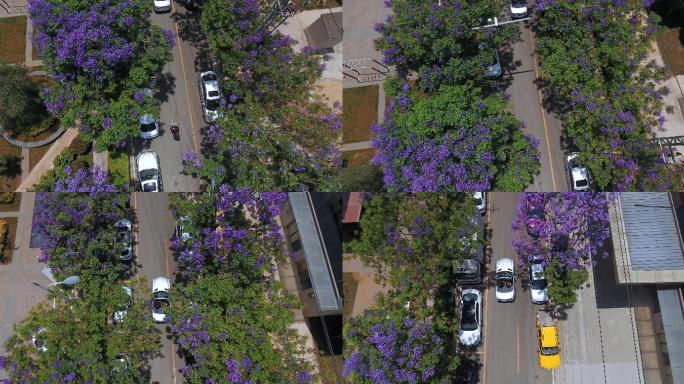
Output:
(342, 141), (372, 151)
(0, 193), (47, 376)
(20, 147), (28, 182)
(93, 150), (108, 173)
(15, 127), (78, 192)
(0, 211), (19, 218)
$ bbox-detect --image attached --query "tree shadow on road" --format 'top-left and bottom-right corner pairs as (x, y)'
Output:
(152, 71), (177, 104)
(170, 6), (215, 73)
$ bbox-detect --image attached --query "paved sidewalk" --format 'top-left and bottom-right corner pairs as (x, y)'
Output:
(554, 255), (644, 384)
(342, 141), (372, 151)
(0, 193), (47, 375)
(93, 150), (108, 173)
(16, 127), (78, 191)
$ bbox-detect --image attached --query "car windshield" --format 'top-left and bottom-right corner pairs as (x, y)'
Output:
(154, 291), (169, 300)
(460, 295), (478, 331)
(576, 179), (588, 187)
(208, 90), (220, 98)
(474, 197), (482, 206)
(528, 207), (543, 218)
(541, 346), (559, 356)
(139, 169), (158, 181)
(141, 122), (156, 132)
(153, 298), (168, 313)
(202, 73), (218, 82)
(512, 0), (527, 5)
(531, 277), (548, 290)
(206, 99), (220, 111)
(142, 182), (157, 192)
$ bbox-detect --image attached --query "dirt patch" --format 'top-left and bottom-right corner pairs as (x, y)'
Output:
(0, 16), (27, 64)
(293, 0), (341, 9)
(29, 144), (52, 172)
(0, 193), (21, 212)
(343, 148), (375, 166)
(0, 138), (23, 192)
(343, 86), (379, 144)
(0, 216), (18, 264)
(313, 79), (341, 109)
(656, 28), (684, 75)
(343, 272), (358, 321)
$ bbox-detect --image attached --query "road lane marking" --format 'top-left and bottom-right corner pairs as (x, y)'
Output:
(162, 238), (177, 384)
(527, 27), (558, 191)
(517, 324), (520, 374)
(482, 199), (491, 384)
(172, 1), (199, 153)
(133, 193), (139, 282)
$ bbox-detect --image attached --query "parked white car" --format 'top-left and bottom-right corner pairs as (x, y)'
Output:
(114, 219), (132, 261)
(139, 114), (160, 140)
(136, 151), (161, 192)
(529, 260), (549, 304)
(567, 152), (590, 191)
(152, 277), (170, 323)
(458, 289), (482, 347)
(473, 192), (486, 215)
(113, 286), (132, 323)
(32, 327), (47, 353)
(510, 0), (528, 18)
(495, 258), (515, 303)
(153, 0), (171, 13)
(175, 216), (191, 242)
(199, 71), (222, 123)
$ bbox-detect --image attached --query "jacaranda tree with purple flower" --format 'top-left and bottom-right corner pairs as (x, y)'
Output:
(182, 101), (341, 191)
(2, 192), (160, 383)
(511, 193), (612, 305)
(534, 0), (681, 190)
(343, 314), (454, 384)
(168, 189), (315, 383)
(372, 84), (540, 191)
(29, 0), (174, 150)
(374, 0), (514, 91)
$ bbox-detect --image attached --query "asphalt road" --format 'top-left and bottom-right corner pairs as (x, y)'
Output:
(482, 193), (552, 384)
(136, 4), (209, 193)
(133, 192), (182, 384)
(503, 16), (568, 192)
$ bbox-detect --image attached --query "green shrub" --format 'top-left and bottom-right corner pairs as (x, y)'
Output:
(68, 135), (92, 156)
(0, 219), (8, 258)
(0, 193), (14, 204)
(108, 150), (129, 189)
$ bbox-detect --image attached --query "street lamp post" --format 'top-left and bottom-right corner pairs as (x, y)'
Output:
(31, 275), (80, 303)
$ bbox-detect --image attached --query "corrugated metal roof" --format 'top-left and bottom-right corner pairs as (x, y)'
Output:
(657, 288), (684, 382)
(619, 193), (684, 270)
(288, 192), (341, 313)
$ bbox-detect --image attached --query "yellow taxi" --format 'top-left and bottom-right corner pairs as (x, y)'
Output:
(537, 309), (561, 370)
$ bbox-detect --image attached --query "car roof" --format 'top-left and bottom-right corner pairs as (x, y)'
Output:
(139, 114), (155, 125)
(571, 167), (588, 181)
(540, 326), (558, 347)
(137, 151), (158, 170)
(531, 262), (545, 274)
(496, 258), (514, 271)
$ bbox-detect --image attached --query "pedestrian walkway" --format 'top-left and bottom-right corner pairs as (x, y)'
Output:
(93, 150), (108, 173)
(15, 127), (78, 192)
(0, 193), (47, 371)
(0, 0), (27, 17)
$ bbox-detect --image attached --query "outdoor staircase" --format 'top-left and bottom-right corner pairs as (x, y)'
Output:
(0, 0), (28, 15)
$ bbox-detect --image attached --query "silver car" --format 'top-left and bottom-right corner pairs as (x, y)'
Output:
(199, 71), (222, 123)
(114, 219), (132, 261)
(480, 43), (502, 79)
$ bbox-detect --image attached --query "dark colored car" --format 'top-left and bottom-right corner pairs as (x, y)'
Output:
(454, 358), (480, 384)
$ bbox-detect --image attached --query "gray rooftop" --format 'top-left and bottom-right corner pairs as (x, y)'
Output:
(619, 193), (684, 271)
(288, 192), (341, 314)
(657, 288), (684, 383)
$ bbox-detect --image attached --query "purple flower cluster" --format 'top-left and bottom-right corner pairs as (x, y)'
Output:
(511, 193), (613, 269)
(343, 317), (443, 383)
(53, 165), (117, 194)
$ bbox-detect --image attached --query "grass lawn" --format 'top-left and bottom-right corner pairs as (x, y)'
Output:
(343, 86), (379, 144)
(108, 150), (130, 189)
(0, 138), (23, 192)
(317, 355), (344, 384)
(0, 16), (27, 64)
(0, 217), (18, 264)
(343, 148), (375, 167)
(0, 193), (21, 212)
(343, 272), (358, 321)
(657, 29), (684, 75)
(29, 144), (51, 172)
